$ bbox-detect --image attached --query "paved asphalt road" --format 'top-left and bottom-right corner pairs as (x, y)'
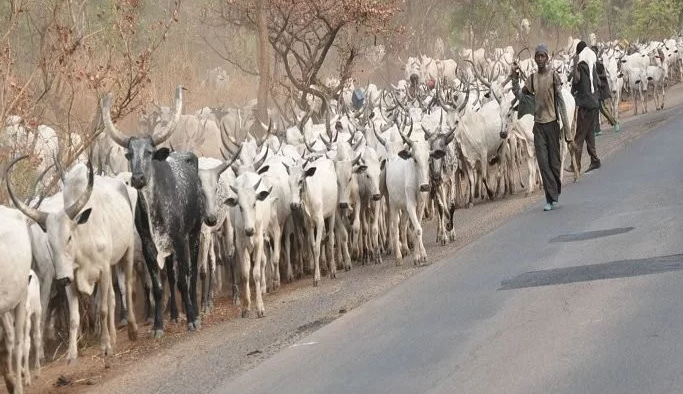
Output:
(214, 110), (683, 394)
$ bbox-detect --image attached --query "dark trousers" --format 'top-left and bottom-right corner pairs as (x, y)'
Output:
(575, 107), (600, 171)
(533, 120), (562, 204)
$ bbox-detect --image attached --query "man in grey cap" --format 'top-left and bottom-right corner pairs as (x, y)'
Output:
(511, 43), (572, 211)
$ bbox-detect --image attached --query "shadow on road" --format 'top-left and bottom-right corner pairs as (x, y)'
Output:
(499, 253), (683, 290)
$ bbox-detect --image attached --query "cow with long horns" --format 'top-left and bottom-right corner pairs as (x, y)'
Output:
(6, 155), (139, 364)
(101, 86), (206, 338)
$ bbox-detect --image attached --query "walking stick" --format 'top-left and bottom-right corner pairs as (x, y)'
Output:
(568, 106), (580, 182)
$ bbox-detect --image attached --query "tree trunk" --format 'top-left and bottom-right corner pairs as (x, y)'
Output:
(254, 0), (271, 138)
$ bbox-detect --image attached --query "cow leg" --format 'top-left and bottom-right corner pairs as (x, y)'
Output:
(253, 237), (266, 318)
(65, 284), (80, 363)
(407, 200), (428, 266)
(283, 219), (294, 283)
(198, 232), (210, 314)
(112, 267), (126, 329)
(0, 313), (15, 394)
(270, 223), (282, 291)
(465, 164), (476, 208)
(312, 217), (324, 286)
(135, 260), (154, 325)
(173, 240), (195, 331)
(122, 246), (138, 341)
(399, 213), (410, 256)
(94, 269), (113, 363)
(108, 270), (117, 353)
(326, 213), (337, 280)
(335, 215), (350, 275)
(238, 245), (251, 318)
(188, 232), (202, 329)
(30, 307), (42, 379)
(371, 202), (382, 264)
(22, 310), (30, 386)
(207, 236), (216, 310)
(389, 205), (402, 265)
(165, 258), (178, 323)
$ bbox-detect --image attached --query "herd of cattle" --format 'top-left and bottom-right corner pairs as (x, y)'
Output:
(0, 32), (681, 393)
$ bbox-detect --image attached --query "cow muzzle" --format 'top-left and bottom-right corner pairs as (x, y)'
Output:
(204, 215), (217, 227)
(372, 194), (382, 201)
(131, 173), (147, 189)
(56, 277), (72, 288)
(290, 202), (301, 211)
(339, 202), (349, 209)
(245, 227), (255, 237)
(419, 184), (431, 192)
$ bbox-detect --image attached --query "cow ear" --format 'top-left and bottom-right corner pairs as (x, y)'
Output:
(380, 159), (386, 170)
(257, 165), (270, 175)
(398, 150), (412, 160)
(256, 187), (272, 201)
(224, 197), (238, 207)
(304, 167), (317, 177)
(76, 208), (92, 225)
(154, 148), (170, 161)
(353, 165), (368, 174)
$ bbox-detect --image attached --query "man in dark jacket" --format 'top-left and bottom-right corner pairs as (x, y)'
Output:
(592, 45), (619, 136)
(570, 41), (601, 173)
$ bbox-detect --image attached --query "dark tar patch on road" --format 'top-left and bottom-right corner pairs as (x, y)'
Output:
(549, 227), (634, 243)
(499, 253), (683, 290)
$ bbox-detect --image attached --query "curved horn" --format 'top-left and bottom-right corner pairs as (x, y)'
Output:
(151, 85), (184, 146)
(464, 59), (490, 89)
(352, 152), (363, 166)
(219, 119), (238, 156)
(352, 134), (364, 151)
(252, 145), (270, 171)
(422, 124), (434, 140)
(302, 133), (317, 153)
(101, 93), (129, 147)
(372, 122), (387, 146)
(6, 156), (49, 231)
(104, 146), (115, 174)
(53, 149), (66, 182)
(25, 162), (56, 208)
(64, 158), (95, 220)
(252, 177), (262, 191)
(399, 119), (414, 148)
(457, 80), (471, 114)
(214, 143), (242, 176)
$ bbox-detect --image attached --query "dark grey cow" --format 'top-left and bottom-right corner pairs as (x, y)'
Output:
(101, 86), (207, 338)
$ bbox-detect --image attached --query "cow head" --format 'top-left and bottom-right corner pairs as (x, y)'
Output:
(102, 86), (184, 189)
(225, 174), (271, 237)
(7, 156), (95, 289)
(285, 157), (317, 211)
(398, 121), (430, 192)
(335, 150), (366, 209)
(199, 148), (241, 227)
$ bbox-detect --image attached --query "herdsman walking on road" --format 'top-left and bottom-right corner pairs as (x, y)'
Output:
(570, 41), (602, 173)
(511, 43), (572, 211)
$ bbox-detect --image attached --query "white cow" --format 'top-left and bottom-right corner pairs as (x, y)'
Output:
(287, 156), (338, 286)
(0, 204), (32, 394)
(226, 172), (273, 318)
(384, 121), (430, 265)
(7, 158), (138, 364)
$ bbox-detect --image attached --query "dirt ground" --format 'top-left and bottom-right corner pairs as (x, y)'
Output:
(10, 83), (683, 394)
